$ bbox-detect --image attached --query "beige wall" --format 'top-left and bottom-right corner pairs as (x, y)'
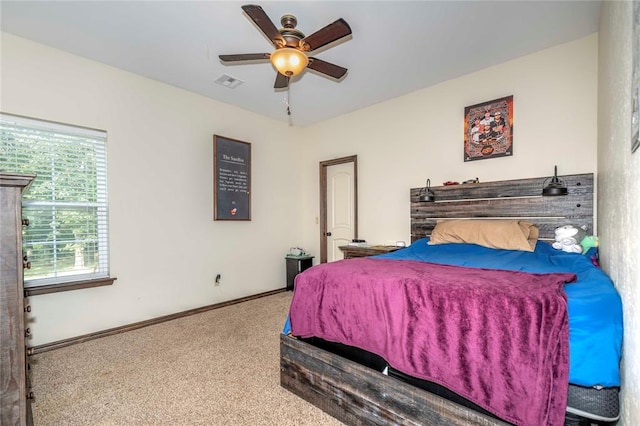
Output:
(1, 32), (600, 345)
(299, 35), (599, 252)
(1, 33), (306, 345)
(598, 1), (640, 424)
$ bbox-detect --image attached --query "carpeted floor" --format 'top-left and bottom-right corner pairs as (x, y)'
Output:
(30, 291), (344, 425)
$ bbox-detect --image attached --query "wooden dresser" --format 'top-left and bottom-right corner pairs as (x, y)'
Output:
(339, 245), (402, 259)
(1, 172), (35, 426)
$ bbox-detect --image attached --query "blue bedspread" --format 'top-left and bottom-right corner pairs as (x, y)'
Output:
(375, 238), (623, 387)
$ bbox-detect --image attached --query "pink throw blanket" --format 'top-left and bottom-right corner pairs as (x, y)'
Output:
(289, 258), (575, 426)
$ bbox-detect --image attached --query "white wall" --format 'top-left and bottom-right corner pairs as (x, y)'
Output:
(298, 35), (599, 253)
(1, 33), (306, 345)
(598, 2), (640, 424)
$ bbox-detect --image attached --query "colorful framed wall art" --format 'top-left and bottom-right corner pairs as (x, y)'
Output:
(464, 95), (514, 162)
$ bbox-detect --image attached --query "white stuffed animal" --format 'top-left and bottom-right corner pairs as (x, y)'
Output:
(552, 225), (587, 253)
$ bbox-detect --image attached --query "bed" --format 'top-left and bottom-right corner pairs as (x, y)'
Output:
(280, 173), (623, 426)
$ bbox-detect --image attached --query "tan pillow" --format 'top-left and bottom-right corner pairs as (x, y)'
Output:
(428, 220), (539, 252)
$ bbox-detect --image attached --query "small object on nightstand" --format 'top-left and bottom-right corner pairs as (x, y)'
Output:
(289, 246), (305, 256)
(348, 239), (367, 246)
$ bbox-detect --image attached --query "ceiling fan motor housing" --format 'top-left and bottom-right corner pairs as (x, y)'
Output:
(280, 14), (297, 29)
(279, 14), (306, 49)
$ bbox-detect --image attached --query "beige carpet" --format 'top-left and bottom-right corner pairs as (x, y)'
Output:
(30, 292), (344, 426)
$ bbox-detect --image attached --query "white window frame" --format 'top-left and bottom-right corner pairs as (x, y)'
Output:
(0, 113), (113, 293)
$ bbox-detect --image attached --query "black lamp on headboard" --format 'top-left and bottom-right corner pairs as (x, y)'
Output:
(419, 179), (436, 202)
(542, 166), (568, 196)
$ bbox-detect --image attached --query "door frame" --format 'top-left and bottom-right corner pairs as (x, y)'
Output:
(319, 155), (358, 263)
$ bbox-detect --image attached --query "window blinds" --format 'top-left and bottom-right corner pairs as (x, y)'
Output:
(0, 113), (109, 287)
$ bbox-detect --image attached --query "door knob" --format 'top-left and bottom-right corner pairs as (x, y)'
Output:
(326, 232), (332, 236)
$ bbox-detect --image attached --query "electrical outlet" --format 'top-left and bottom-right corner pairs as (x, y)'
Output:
(215, 274), (221, 286)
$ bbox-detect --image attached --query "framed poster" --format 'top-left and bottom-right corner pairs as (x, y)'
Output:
(464, 95), (513, 162)
(213, 135), (251, 221)
(632, 1), (640, 154)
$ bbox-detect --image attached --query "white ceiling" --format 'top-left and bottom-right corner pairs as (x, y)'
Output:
(0, 1), (601, 127)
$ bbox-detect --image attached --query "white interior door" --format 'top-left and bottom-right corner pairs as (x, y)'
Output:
(327, 162), (355, 262)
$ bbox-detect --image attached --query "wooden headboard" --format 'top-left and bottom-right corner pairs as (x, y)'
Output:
(410, 173), (594, 243)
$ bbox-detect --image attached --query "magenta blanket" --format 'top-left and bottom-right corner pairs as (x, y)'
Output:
(289, 258), (576, 426)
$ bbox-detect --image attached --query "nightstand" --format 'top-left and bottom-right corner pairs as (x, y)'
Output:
(285, 255), (314, 291)
(338, 245), (402, 259)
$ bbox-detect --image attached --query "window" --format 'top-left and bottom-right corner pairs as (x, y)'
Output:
(0, 113), (112, 293)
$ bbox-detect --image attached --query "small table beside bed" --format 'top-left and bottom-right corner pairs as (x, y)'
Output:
(280, 173), (623, 426)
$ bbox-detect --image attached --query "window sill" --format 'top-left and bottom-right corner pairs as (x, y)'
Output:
(24, 277), (117, 297)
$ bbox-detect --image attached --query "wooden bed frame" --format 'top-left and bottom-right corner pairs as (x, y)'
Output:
(280, 173), (594, 426)
(410, 173), (593, 243)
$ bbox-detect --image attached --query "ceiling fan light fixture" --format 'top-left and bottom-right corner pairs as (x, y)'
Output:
(270, 47), (308, 77)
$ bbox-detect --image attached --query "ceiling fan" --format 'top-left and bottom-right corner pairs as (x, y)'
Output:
(219, 4), (352, 89)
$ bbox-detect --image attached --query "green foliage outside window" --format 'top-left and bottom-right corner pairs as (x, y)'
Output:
(0, 115), (108, 286)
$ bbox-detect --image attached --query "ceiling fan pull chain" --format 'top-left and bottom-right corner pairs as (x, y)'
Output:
(286, 86), (292, 116)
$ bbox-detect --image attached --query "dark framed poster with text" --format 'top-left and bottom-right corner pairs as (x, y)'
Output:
(214, 135), (251, 220)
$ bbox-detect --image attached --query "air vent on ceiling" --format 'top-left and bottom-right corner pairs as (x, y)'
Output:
(214, 74), (244, 89)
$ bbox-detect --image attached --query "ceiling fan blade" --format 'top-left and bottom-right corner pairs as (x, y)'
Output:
(307, 58), (348, 80)
(219, 53), (270, 62)
(302, 18), (352, 52)
(241, 4), (285, 47)
(274, 72), (290, 89)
